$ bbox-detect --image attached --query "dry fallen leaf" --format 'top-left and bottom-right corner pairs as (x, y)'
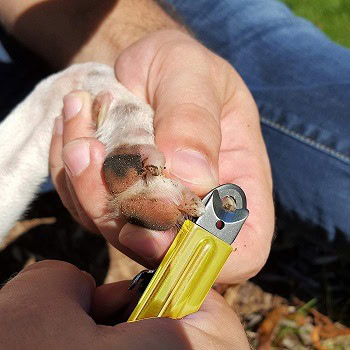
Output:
(311, 308), (350, 339)
(257, 306), (289, 350)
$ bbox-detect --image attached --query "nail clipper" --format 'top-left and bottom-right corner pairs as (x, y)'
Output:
(128, 183), (249, 321)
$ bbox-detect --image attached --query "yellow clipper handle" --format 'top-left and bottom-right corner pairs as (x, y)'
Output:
(128, 220), (232, 322)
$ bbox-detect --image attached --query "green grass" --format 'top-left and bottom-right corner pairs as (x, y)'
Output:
(281, 0), (350, 48)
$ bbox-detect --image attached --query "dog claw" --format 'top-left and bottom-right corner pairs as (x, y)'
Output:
(92, 92), (113, 128)
(144, 164), (163, 176)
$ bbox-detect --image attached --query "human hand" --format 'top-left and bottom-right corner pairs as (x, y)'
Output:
(50, 30), (274, 284)
(0, 260), (250, 350)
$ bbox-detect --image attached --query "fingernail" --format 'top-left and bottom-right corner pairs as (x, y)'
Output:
(63, 93), (82, 120)
(53, 117), (63, 135)
(170, 149), (216, 185)
(63, 140), (90, 176)
(119, 230), (159, 260)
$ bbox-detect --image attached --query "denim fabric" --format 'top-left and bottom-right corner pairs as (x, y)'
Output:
(1, 0), (350, 239)
(168, 0), (350, 240)
(0, 41), (10, 63)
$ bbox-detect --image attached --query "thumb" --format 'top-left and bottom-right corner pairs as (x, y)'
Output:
(154, 100), (221, 196)
(115, 31), (222, 195)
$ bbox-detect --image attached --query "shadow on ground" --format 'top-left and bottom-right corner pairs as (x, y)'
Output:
(252, 204), (350, 325)
(0, 192), (109, 286)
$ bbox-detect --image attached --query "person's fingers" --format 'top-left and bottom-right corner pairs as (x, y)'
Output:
(180, 290), (251, 349)
(60, 91), (101, 231)
(151, 48), (222, 196)
(116, 31), (274, 282)
(49, 116), (81, 223)
(118, 224), (176, 265)
(62, 137), (120, 234)
(1, 263), (249, 349)
(62, 91), (95, 144)
(99, 289), (250, 349)
(91, 266), (249, 348)
(115, 31), (222, 196)
(49, 92), (99, 231)
(0, 260), (96, 342)
(215, 76), (275, 283)
(50, 115), (95, 229)
(94, 278), (249, 348)
(58, 90), (114, 234)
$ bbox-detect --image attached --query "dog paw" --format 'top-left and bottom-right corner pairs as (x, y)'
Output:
(103, 144), (205, 230)
(93, 90), (205, 230)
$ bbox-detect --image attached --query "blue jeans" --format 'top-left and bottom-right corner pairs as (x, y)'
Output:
(1, 0), (349, 240)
